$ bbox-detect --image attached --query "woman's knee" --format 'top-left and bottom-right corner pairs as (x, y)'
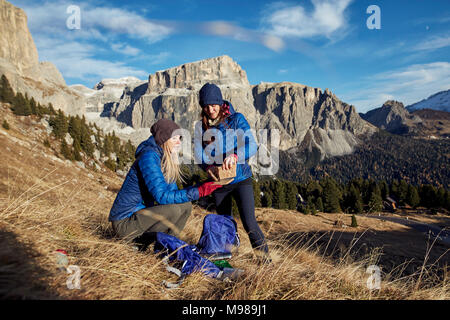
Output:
(181, 201), (192, 212)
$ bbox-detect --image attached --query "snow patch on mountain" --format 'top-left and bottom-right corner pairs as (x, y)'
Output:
(406, 90), (450, 112)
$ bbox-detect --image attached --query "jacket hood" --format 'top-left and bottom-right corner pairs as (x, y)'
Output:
(135, 135), (163, 159)
(223, 100), (236, 115)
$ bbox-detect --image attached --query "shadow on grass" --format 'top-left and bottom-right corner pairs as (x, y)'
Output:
(0, 228), (62, 299)
(273, 227), (450, 283)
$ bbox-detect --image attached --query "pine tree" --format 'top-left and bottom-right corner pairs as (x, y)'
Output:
(104, 159), (116, 172)
(379, 180), (389, 199)
(29, 97), (37, 115)
(351, 215), (358, 228)
(286, 181), (298, 210)
(37, 102), (45, 115)
(12, 92), (31, 116)
(0, 75), (15, 104)
(315, 197), (324, 213)
(49, 110), (68, 139)
(73, 139), (82, 161)
(361, 179), (372, 205)
(419, 184), (437, 208)
(68, 116), (82, 141)
(345, 184), (364, 214)
(397, 180), (409, 206)
(48, 103), (56, 115)
(103, 133), (113, 157)
(112, 130), (120, 154)
(436, 187), (446, 209)
(368, 184), (383, 213)
(306, 179), (322, 199)
(273, 180), (287, 209)
(406, 185), (420, 208)
(307, 196), (317, 215)
(60, 139), (73, 160)
(252, 179), (262, 208)
(322, 178), (342, 213)
(297, 203), (307, 214)
(262, 187), (273, 208)
(80, 118), (94, 157)
(125, 139), (136, 162)
(390, 179), (399, 200)
(23, 93), (32, 115)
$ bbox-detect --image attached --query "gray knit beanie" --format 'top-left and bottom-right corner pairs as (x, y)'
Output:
(151, 118), (181, 146)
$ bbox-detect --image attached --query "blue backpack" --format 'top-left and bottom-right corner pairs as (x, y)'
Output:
(153, 214), (242, 287)
(196, 214), (240, 260)
(154, 232), (221, 277)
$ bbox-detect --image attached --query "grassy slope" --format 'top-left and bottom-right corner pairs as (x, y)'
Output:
(0, 103), (449, 300)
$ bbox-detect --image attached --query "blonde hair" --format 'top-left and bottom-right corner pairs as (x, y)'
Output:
(161, 141), (185, 184)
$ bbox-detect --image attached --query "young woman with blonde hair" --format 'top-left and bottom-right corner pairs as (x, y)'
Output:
(109, 118), (223, 250)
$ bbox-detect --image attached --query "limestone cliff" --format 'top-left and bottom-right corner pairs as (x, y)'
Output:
(0, 0), (84, 115)
(253, 82), (376, 158)
(108, 55), (257, 132)
(106, 55), (376, 164)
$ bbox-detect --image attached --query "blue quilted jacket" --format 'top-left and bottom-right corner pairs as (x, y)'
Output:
(194, 101), (257, 184)
(109, 135), (199, 222)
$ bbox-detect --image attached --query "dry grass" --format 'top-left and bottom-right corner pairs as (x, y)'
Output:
(0, 104), (449, 300)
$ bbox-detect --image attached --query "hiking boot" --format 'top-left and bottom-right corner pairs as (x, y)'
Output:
(254, 250), (273, 265)
(256, 255), (272, 265)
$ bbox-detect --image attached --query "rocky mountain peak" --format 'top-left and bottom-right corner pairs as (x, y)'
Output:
(103, 55), (377, 167)
(0, 0), (39, 74)
(147, 55), (249, 93)
(361, 100), (422, 135)
(0, 0), (84, 115)
(381, 100), (405, 112)
(94, 77), (144, 91)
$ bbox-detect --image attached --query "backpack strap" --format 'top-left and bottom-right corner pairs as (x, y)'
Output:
(161, 256), (187, 289)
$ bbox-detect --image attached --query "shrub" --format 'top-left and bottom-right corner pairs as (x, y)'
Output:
(351, 215), (358, 228)
(2, 119), (10, 130)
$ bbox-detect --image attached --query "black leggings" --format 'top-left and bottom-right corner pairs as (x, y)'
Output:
(214, 178), (269, 253)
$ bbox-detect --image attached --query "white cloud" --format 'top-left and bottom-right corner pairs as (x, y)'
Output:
(12, 0), (171, 43)
(8, 0), (172, 85)
(343, 62), (450, 112)
(413, 36), (450, 51)
(111, 43), (141, 56)
(262, 0), (353, 39)
(82, 6), (172, 44)
(35, 36), (148, 84)
(200, 21), (285, 52)
(145, 52), (171, 65)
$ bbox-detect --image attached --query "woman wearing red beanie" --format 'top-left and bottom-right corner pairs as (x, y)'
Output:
(109, 118), (223, 250)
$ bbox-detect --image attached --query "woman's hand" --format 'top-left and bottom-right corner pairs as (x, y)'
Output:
(222, 154), (238, 170)
(206, 165), (219, 181)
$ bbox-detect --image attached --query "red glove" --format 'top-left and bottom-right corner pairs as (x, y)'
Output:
(198, 181), (223, 198)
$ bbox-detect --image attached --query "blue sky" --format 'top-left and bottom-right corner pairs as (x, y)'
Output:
(9, 0), (450, 113)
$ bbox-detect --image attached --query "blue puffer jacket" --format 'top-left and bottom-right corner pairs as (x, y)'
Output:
(109, 136), (199, 222)
(194, 101), (257, 184)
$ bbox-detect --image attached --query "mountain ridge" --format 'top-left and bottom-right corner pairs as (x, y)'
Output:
(406, 89), (450, 113)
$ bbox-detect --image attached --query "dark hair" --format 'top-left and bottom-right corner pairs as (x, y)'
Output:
(201, 103), (229, 131)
